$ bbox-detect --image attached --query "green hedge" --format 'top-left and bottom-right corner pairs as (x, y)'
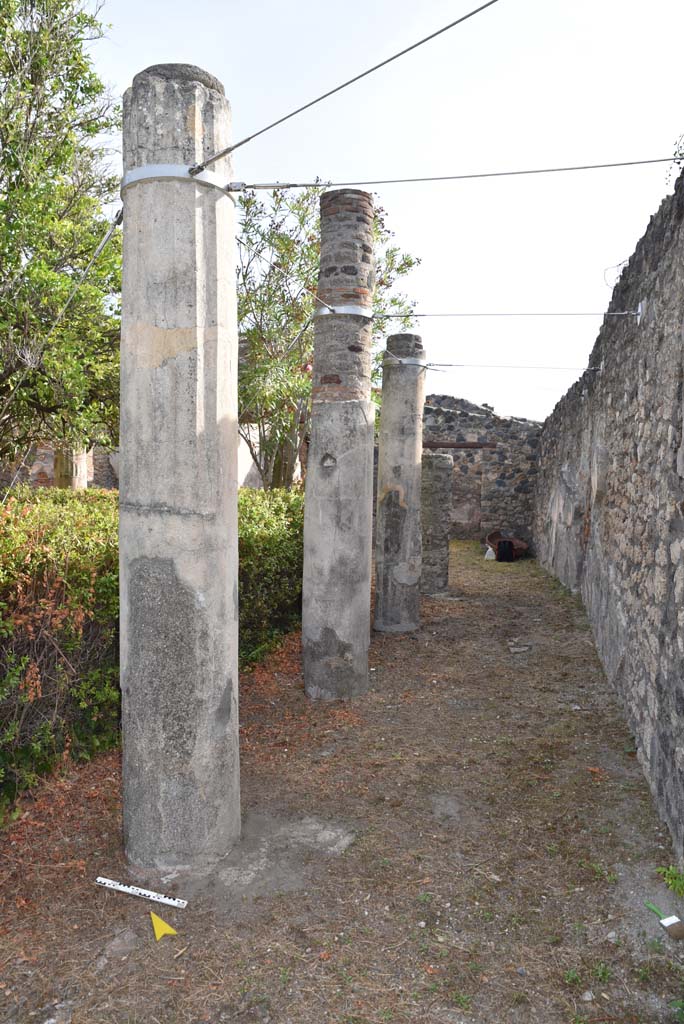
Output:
(238, 487), (304, 661)
(0, 488), (119, 811)
(0, 485), (304, 812)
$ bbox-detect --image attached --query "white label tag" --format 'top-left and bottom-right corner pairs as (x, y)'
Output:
(95, 876), (187, 909)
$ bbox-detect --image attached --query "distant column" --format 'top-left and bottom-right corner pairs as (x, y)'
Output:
(302, 189), (375, 700)
(53, 448), (88, 489)
(374, 334), (426, 631)
(120, 64), (240, 869)
(421, 451), (454, 594)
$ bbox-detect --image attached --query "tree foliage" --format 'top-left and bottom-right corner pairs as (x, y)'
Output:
(0, 0), (121, 464)
(237, 186), (419, 489)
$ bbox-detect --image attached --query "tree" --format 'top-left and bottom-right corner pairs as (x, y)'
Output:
(0, 0), (121, 465)
(237, 186), (419, 489)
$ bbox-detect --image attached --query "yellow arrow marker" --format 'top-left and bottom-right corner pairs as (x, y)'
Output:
(150, 911), (177, 941)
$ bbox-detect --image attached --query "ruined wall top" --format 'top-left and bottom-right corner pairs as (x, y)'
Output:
(425, 394), (541, 441)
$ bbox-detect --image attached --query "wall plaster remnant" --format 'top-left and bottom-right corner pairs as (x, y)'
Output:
(302, 190), (376, 700)
(374, 333), (425, 632)
(120, 64), (240, 869)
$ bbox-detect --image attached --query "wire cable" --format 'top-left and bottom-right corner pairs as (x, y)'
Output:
(0, 445), (33, 504)
(384, 350), (599, 371)
(425, 362), (599, 371)
(190, 0), (503, 173)
(227, 156), (676, 192)
(45, 209), (123, 340)
(374, 310), (637, 318)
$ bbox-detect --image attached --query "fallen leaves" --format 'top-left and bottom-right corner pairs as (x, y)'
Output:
(239, 632), (362, 766)
(0, 749), (121, 910)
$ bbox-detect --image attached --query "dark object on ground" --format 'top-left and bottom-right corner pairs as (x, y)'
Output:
(486, 529), (529, 561)
(498, 539), (515, 562)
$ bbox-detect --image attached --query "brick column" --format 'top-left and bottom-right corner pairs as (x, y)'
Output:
(302, 189), (375, 700)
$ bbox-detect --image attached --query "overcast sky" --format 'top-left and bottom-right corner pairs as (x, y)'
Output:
(94, 0), (684, 422)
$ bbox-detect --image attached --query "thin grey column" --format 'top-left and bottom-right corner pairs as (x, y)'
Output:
(374, 334), (426, 631)
(421, 451), (454, 594)
(120, 64), (240, 869)
(302, 189), (375, 700)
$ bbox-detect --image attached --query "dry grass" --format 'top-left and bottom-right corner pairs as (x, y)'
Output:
(1, 543), (682, 1024)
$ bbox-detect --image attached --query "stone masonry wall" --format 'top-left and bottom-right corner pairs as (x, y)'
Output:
(423, 396), (541, 543)
(533, 171), (684, 861)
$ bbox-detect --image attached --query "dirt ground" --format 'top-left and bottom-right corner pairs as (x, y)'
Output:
(2, 542), (684, 1024)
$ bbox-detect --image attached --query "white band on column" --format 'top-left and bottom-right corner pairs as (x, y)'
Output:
(314, 303), (373, 319)
(121, 163), (235, 202)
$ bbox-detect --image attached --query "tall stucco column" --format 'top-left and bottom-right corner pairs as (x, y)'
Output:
(120, 64), (240, 869)
(421, 451), (454, 594)
(302, 189), (375, 700)
(374, 334), (426, 631)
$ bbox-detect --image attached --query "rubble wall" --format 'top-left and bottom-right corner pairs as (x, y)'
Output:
(534, 173), (684, 860)
(424, 396), (541, 542)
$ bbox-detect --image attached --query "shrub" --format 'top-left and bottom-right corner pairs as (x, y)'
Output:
(238, 486), (305, 661)
(0, 485), (304, 812)
(0, 487), (119, 813)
